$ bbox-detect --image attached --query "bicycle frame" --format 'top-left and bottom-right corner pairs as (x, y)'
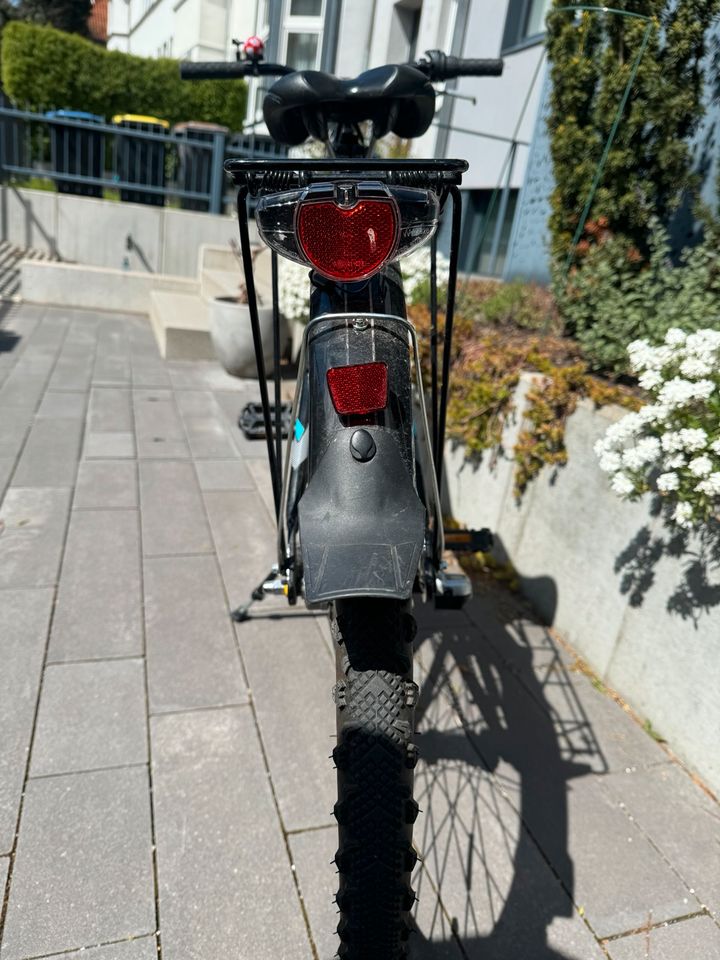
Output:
(227, 158), (467, 608)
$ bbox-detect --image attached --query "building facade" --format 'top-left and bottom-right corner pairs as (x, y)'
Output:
(106, 0), (552, 276)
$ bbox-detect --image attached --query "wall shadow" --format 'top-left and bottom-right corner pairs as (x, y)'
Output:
(407, 582), (607, 959)
(614, 498), (720, 625)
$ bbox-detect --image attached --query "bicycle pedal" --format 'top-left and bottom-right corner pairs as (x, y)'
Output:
(238, 401), (292, 439)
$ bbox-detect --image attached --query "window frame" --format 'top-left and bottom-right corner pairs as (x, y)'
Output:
(279, 0), (326, 71)
(501, 0), (549, 55)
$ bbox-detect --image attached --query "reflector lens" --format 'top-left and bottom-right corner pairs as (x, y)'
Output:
(327, 362), (388, 416)
(298, 200), (398, 281)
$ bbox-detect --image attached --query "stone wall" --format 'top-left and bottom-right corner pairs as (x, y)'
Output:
(444, 374), (720, 794)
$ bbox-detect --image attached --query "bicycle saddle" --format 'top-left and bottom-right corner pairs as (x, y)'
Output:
(263, 64), (436, 146)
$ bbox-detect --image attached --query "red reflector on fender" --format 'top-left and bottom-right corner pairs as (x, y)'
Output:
(298, 200), (398, 281)
(327, 362), (388, 415)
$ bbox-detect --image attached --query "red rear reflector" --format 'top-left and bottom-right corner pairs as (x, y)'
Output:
(327, 362), (388, 415)
(297, 200), (398, 281)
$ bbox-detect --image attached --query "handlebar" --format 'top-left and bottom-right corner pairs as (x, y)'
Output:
(414, 50), (504, 81)
(179, 60), (293, 80)
(180, 50), (503, 83)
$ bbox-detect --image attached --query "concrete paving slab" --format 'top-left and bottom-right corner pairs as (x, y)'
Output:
(139, 460), (213, 556)
(288, 827), (339, 960)
(606, 914), (720, 959)
(194, 458), (253, 491)
(0, 588), (54, 853)
(0, 410), (32, 459)
(203, 489), (275, 609)
(151, 707), (312, 960)
(74, 460), (138, 509)
(213, 389), (270, 459)
(0, 766), (155, 960)
(245, 457), (278, 523)
(11, 418), (83, 487)
(144, 555), (247, 713)
(43, 937), (159, 960)
(600, 764), (720, 920)
(83, 431), (136, 459)
(0, 855), (8, 909)
(88, 387), (133, 433)
(0, 487), (71, 587)
(30, 659), (147, 777)
(133, 389), (190, 460)
(48, 510), (142, 661)
(239, 614), (335, 831)
(0, 371), (51, 411)
(35, 390), (86, 419)
(47, 355), (94, 393)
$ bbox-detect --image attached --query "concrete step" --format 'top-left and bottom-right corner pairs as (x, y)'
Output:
(150, 290), (214, 361)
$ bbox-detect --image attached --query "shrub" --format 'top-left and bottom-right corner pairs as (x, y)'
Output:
(595, 327), (720, 527)
(1, 22), (247, 129)
(555, 222), (720, 373)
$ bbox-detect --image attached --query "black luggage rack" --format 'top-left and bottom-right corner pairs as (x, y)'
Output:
(227, 156), (466, 556)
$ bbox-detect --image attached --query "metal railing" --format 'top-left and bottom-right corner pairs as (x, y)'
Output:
(0, 104), (287, 214)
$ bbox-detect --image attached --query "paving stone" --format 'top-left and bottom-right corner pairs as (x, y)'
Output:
(12, 418), (83, 487)
(0, 458), (15, 498)
(176, 390), (242, 459)
(607, 915), (720, 959)
(0, 855), (8, 906)
(239, 613), (335, 831)
(88, 387), (133, 433)
(0, 487), (71, 587)
(47, 354), (94, 393)
(0, 588), (54, 853)
(49, 510), (142, 661)
(0, 370), (51, 410)
(289, 827), (343, 960)
(139, 460), (212, 556)
(203, 489), (275, 609)
(245, 458), (278, 522)
(0, 410), (32, 460)
(166, 361), (247, 393)
(74, 460), (138, 509)
(600, 764), (720, 919)
(131, 357), (172, 388)
(45, 937), (159, 960)
(194, 458), (253, 492)
(144, 555), (247, 713)
(84, 431), (136, 459)
(0, 766), (155, 960)
(133, 389), (189, 459)
(35, 390), (87, 420)
(213, 389), (270, 459)
(30, 659), (147, 777)
(151, 707), (312, 960)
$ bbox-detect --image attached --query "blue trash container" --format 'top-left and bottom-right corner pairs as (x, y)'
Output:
(47, 110), (104, 198)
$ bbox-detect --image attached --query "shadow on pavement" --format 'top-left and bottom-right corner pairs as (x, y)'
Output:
(408, 581), (607, 959)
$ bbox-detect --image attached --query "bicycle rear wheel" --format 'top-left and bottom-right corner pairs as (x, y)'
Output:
(331, 598), (419, 960)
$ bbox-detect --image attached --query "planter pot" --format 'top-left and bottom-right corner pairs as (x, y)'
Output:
(209, 297), (287, 378)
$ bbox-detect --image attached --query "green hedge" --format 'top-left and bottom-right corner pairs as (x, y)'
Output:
(1, 22), (247, 129)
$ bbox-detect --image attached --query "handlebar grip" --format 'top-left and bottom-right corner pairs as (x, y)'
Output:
(180, 61), (251, 80)
(417, 50), (504, 81)
(446, 57), (504, 78)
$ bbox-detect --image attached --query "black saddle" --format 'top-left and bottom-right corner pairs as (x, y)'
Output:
(263, 64), (435, 146)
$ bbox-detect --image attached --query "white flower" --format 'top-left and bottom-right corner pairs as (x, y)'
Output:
(711, 439), (720, 456)
(679, 357), (713, 379)
(689, 456), (713, 477)
(657, 377), (714, 408)
(664, 453), (685, 470)
(695, 472), (720, 496)
(673, 502), (694, 528)
(677, 428), (708, 452)
(610, 473), (635, 496)
(685, 329), (720, 359)
(656, 472), (679, 492)
(665, 328), (687, 347)
(604, 412), (643, 446)
(638, 369), (663, 390)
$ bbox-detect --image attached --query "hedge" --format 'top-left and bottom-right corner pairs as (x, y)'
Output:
(1, 22), (247, 130)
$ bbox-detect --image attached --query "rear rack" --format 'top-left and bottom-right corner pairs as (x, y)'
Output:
(224, 157), (468, 196)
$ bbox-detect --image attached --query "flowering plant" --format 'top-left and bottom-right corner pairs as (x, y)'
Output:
(277, 244), (451, 324)
(595, 328), (720, 528)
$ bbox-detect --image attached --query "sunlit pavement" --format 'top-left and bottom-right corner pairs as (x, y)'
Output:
(0, 303), (718, 960)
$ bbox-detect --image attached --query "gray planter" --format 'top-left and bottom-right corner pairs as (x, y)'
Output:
(208, 296), (287, 378)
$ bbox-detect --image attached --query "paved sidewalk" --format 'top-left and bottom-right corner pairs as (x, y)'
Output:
(0, 303), (718, 960)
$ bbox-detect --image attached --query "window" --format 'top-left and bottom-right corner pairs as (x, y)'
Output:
(502, 0), (550, 52)
(388, 0), (422, 64)
(460, 189), (519, 277)
(281, 0), (325, 70)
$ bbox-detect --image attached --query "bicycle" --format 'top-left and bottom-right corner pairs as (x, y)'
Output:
(182, 39), (503, 960)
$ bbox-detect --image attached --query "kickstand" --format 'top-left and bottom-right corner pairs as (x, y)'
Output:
(230, 569), (277, 623)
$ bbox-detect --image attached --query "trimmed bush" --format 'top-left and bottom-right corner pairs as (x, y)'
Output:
(1, 22), (247, 129)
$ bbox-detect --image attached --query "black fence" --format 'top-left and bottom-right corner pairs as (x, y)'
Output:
(0, 105), (287, 214)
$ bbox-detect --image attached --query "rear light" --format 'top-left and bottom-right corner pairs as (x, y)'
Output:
(327, 362), (388, 415)
(298, 199), (398, 282)
(256, 181), (440, 276)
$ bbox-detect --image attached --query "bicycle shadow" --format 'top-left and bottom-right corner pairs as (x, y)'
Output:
(408, 580), (607, 959)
